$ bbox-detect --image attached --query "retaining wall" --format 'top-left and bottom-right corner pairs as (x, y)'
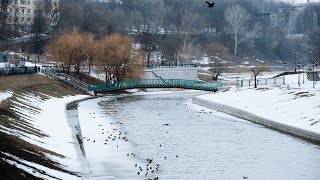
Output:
(192, 97), (320, 144)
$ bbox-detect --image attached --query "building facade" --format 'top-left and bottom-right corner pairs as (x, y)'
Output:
(4, 0), (58, 31)
(5, 0), (37, 31)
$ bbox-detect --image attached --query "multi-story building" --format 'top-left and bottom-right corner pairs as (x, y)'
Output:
(5, 0), (37, 31)
(4, 0), (58, 31)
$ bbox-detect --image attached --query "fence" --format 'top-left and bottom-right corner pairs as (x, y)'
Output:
(43, 68), (90, 91)
(0, 67), (37, 76)
(230, 77), (284, 87)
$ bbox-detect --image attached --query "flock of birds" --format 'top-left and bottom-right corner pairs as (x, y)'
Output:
(86, 110), (162, 179)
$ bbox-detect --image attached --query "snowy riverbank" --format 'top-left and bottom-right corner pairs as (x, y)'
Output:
(194, 73), (320, 142)
(1, 92), (89, 179)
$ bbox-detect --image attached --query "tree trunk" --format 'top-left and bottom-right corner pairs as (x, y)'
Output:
(234, 33), (238, 60)
(105, 70), (108, 82)
(254, 75), (257, 88)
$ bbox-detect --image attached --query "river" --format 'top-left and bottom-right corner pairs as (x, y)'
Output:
(77, 91), (320, 180)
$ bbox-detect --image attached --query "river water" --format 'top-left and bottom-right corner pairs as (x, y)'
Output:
(78, 91), (320, 180)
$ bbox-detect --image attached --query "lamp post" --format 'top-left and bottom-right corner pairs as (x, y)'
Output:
(314, 61), (319, 88)
(283, 62), (286, 85)
(310, 50), (313, 69)
(294, 51), (297, 72)
(297, 62), (300, 87)
(302, 62), (305, 84)
(313, 63), (315, 88)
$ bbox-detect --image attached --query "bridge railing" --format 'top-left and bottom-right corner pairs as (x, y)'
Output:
(88, 79), (227, 92)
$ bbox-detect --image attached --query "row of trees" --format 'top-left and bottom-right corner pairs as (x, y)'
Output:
(46, 30), (145, 81)
(1, 0), (320, 67)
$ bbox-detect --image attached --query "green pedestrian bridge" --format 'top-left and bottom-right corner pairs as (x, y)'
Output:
(88, 79), (226, 93)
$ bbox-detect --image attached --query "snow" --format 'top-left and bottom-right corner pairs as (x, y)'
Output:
(89, 69), (106, 82)
(196, 73), (320, 134)
(1, 68), (319, 178)
(1, 152), (80, 180)
(1, 92), (89, 179)
(0, 90), (13, 102)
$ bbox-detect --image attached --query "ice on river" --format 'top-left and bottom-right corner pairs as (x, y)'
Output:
(77, 91), (320, 180)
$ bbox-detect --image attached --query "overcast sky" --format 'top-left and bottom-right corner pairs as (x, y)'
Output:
(282, 0), (319, 4)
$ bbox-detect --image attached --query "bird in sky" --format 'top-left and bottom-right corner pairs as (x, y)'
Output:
(163, 123), (171, 127)
(206, 1), (215, 8)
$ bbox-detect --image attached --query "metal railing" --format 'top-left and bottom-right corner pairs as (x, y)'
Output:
(88, 79), (227, 93)
(44, 68), (90, 91)
(0, 66), (37, 76)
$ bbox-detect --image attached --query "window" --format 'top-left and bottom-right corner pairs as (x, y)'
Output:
(27, 17), (31, 22)
(22, 9), (25, 14)
(27, 9), (30, 13)
(21, 17), (25, 21)
(28, 1), (30, 5)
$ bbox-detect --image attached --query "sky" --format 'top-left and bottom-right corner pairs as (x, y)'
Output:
(283, 0), (319, 4)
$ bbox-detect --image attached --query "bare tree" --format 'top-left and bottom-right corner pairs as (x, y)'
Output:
(177, 0), (199, 55)
(251, 65), (271, 88)
(46, 29), (95, 74)
(93, 34), (144, 81)
(225, 4), (250, 59)
(206, 43), (231, 80)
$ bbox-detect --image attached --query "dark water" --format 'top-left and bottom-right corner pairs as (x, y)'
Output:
(98, 91), (320, 180)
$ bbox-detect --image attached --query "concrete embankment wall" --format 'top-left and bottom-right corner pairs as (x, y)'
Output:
(66, 96), (100, 157)
(192, 97), (320, 144)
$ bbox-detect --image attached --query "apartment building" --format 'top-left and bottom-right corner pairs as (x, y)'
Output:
(6, 0), (37, 31)
(5, 0), (58, 31)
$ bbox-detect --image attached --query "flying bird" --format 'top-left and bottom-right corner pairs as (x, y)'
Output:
(206, 1), (215, 8)
(163, 123), (171, 127)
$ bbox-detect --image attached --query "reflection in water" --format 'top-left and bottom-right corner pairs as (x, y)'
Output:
(98, 92), (320, 180)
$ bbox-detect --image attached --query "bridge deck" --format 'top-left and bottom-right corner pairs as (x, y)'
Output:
(88, 79), (226, 93)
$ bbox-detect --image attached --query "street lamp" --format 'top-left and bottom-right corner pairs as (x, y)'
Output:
(294, 51), (297, 72)
(313, 63), (315, 88)
(302, 62), (305, 84)
(297, 62), (300, 87)
(313, 61), (319, 88)
(283, 62), (286, 85)
(310, 50), (313, 69)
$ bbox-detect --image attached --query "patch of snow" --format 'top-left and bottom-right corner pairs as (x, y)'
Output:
(1, 152), (80, 180)
(0, 90), (13, 103)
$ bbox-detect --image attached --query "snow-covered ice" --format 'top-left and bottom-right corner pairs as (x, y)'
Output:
(75, 91), (320, 179)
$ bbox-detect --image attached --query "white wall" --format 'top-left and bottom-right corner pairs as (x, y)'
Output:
(141, 68), (198, 80)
